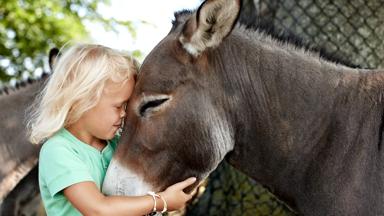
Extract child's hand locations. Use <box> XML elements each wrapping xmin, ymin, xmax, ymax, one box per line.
<box><xmin>158</xmin><ymin>177</ymin><xmax>197</xmax><ymax>211</ymax></box>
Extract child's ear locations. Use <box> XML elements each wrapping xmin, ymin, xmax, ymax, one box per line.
<box><xmin>48</xmin><ymin>48</ymin><xmax>60</xmax><ymax>71</ymax></box>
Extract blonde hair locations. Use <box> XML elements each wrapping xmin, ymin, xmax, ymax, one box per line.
<box><xmin>27</xmin><ymin>43</ymin><xmax>138</xmax><ymax>144</ymax></box>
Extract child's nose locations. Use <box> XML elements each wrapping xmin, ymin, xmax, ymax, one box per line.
<box><xmin>120</xmin><ymin>109</ymin><xmax>126</xmax><ymax>118</ymax></box>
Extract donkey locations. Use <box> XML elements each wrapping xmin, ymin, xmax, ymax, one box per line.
<box><xmin>103</xmin><ymin>0</ymin><xmax>384</xmax><ymax>215</ymax></box>
<box><xmin>0</xmin><ymin>49</ymin><xmax>59</xmax><ymax>214</ymax></box>
<box><xmin>0</xmin><ymin>78</ymin><xmax>42</xmax><ymax>214</ymax></box>
<box><xmin>0</xmin><ymin>81</ymin><xmax>41</xmax><ymax>201</ymax></box>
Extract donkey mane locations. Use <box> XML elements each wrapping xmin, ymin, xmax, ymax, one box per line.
<box><xmin>171</xmin><ymin>10</ymin><xmax>194</xmax><ymax>32</ymax></box>
<box><xmin>0</xmin><ymin>47</ymin><xmax>58</xmax><ymax>96</ymax></box>
<box><xmin>245</xmin><ymin>22</ymin><xmax>360</xmax><ymax>68</ymax></box>
<box><xmin>0</xmin><ymin>73</ymin><xmax>49</xmax><ymax>96</ymax></box>
<box><xmin>172</xmin><ymin>10</ymin><xmax>360</xmax><ymax>69</ymax></box>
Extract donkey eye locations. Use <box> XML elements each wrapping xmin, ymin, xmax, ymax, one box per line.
<box><xmin>139</xmin><ymin>96</ymin><xmax>170</xmax><ymax>117</ymax></box>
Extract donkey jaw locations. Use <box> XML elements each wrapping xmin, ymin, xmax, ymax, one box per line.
<box><xmin>102</xmin><ymin>158</ymin><xmax>152</xmax><ymax>196</ymax></box>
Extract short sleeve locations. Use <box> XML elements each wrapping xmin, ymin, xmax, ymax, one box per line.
<box><xmin>39</xmin><ymin>141</ymin><xmax>93</xmax><ymax>198</ymax></box>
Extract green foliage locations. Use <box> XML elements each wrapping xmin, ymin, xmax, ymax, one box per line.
<box><xmin>0</xmin><ymin>0</ymin><xmax>136</xmax><ymax>84</ymax></box>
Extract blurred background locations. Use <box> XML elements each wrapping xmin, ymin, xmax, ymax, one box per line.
<box><xmin>0</xmin><ymin>0</ymin><xmax>201</xmax><ymax>87</ymax></box>
<box><xmin>0</xmin><ymin>0</ymin><xmax>383</xmax><ymax>215</ymax></box>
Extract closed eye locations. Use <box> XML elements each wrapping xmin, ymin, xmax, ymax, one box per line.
<box><xmin>138</xmin><ymin>95</ymin><xmax>171</xmax><ymax>117</ymax></box>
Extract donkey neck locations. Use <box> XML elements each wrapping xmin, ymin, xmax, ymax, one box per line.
<box><xmin>0</xmin><ymin>79</ymin><xmax>43</xmax><ymax>200</ymax></box>
<box><xmin>0</xmin><ymin>79</ymin><xmax>43</xmax><ymax>161</ymax></box>
<box><xmin>215</xmin><ymin>29</ymin><xmax>384</xmax><ymax>208</ymax></box>
<box><xmin>0</xmin><ymin>79</ymin><xmax>44</xmax><ymax>150</ymax></box>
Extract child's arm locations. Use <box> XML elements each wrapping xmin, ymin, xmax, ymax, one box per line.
<box><xmin>63</xmin><ymin>177</ymin><xmax>196</xmax><ymax>216</ymax></box>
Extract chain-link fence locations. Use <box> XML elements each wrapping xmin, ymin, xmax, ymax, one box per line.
<box><xmin>242</xmin><ymin>0</ymin><xmax>384</xmax><ymax>69</ymax></box>
<box><xmin>186</xmin><ymin>162</ymin><xmax>295</xmax><ymax>216</ymax></box>
<box><xmin>185</xmin><ymin>0</ymin><xmax>384</xmax><ymax>215</ymax></box>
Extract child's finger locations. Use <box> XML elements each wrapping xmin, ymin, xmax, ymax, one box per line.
<box><xmin>173</xmin><ymin>177</ymin><xmax>197</xmax><ymax>189</ymax></box>
<box><xmin>189</xmin><ymin>187</ymin><xmax>200</xmax><ymax>197</ymax></box>
<box><xmin>189</xmin><ymin>187</ymin><xmax>198</xmax><ymax>196</ymax></box>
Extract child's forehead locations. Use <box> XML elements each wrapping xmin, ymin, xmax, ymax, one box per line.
<box><xmin>103</xmin><ymin>77</ymin><xmax>135</xmax><ymax>100</ymax></box>
<box><xmin>104</xmin><ymin>81</ymin><xmax>125</xmax><ymax>92</ymax></box>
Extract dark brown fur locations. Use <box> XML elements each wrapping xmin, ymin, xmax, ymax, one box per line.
<box><xmin>110</xmin><ymin>1</ymin><xmax>384</xmax><ymax>215</ymax></box>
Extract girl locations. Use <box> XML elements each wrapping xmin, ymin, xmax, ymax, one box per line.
<box><xmin>27</xmin><ymin>44</ymin><xmax>196</xmax><ymax>216</ymax></box>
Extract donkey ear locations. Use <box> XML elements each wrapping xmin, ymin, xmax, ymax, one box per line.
<box><xmin>48</xmin><ymin>48</ymin><xmax>60</xmax><ymax>71</ymax></box>
<box><xmin>179</xmin><ymin>0</ymin><xmax>241</xmax><ymax>57</ymax></box>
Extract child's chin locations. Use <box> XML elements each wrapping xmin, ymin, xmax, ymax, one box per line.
<box><xmin>106</xmin><ymin>133</ymin><xmax>115</xmax><ymax>140</ymax></box>
<box><xmin>107</xmin><ymin>128</ymin><xmax>119</xmax><ymax>139</ymax></box>
<box><xmin>101</xmin><ymin>132</ymin><xmax>114</xmax><ymax>140</ymax></box>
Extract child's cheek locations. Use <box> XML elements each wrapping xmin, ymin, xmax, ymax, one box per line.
<box><xmin>113</xmin><ymin>109</ymin><xmax>121</xmax><ymax>120</ymax></box>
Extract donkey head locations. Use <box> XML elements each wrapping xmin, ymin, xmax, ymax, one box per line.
<box><xmin>103</xmin><ymin>0</ymin><xmax>242</xmax><ymax>195</ymax></box>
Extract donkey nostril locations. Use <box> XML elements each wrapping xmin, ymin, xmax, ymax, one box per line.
<box><xmin>139</xmin><ymin>98</ymin><xmax>169</xmax><ymax>117</ymax></box>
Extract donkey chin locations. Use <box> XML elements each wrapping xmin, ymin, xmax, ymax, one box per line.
<box><xmin>102</xmin><ymin>158</ymin><xmax>153</xmax><ymax>196</ymax></box>
<box><xmin>102</xmin><ymin>133</ymin><xmax>233</xmax><ymax>197</ymax></box>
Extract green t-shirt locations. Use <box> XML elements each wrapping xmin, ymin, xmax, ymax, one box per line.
<box><xmin>38</xmin><ymin>128</ymin><xmax>120</xmax><ymax>216</ymax></box>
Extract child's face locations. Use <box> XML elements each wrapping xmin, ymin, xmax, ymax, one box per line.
<box><xmin>81</xmin><ymin>76</ymin><xmax>135</xmax><ymax>140</ymax></box>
